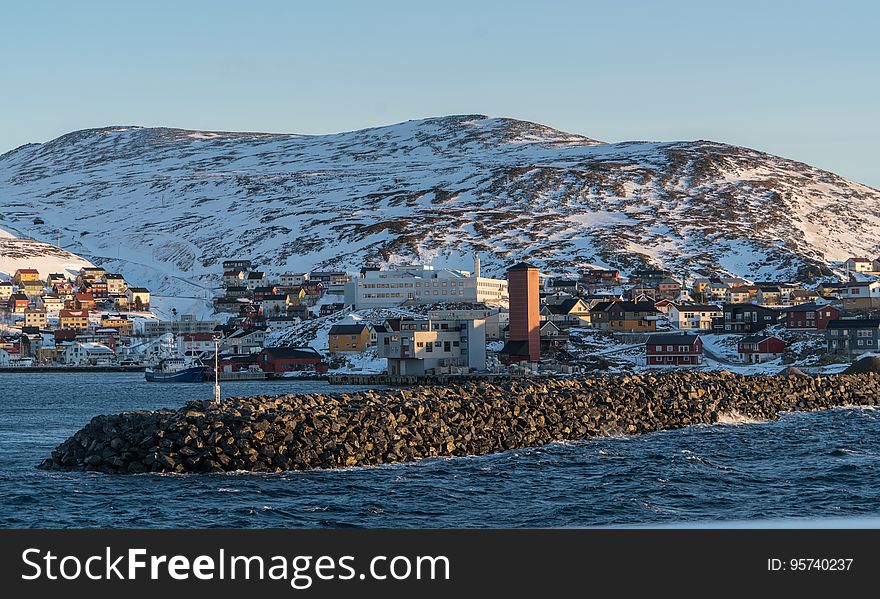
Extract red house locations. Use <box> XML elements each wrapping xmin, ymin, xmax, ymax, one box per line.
<box><xmin>646</xmin><ymin>333</ymin><xmax>703</xmax><ymax>366</ymax></box>
<box><xmin>785</xmin><ymin>302</ymin><xmax>840</xmax><ymax>330</ymax></box>
<box><xmin>7</xmin><ymin>293</ymin><xmax>29</xmax><ymax>314</ymax></box>
<box><xmin>737</xmin><ymin>334</ymin><xmax>785</xmax><ymax>363</ymax></box>
<box><xmin>258</xmin><ymin>347</ymin><xmax>326</xmax><ymax>373</ymax></box>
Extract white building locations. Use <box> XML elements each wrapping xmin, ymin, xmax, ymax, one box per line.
<box><xmin>667</xmin><ymin>304</ymin><xmax>723</xmax><ymax>330</ymax></box>
<box><xmin>144</xmin><ymin>315</ymin><xmax>219</xmax><ymax>337</ymax></box>
<box><xmin>844</xmin><ymin>257</ymin><xmax>874</xmax><ymax>273</ymax></box>
<box><xmin>376</xmin><ymin>316</ymin><xmax>487</xmax><ymax>375</ymax></box>
<box><xmin>64</xmin><ymin>342</ymin><xmax>117</xmax><ymax>366</ymax></box>
<box><xmin>344</xmin><ymin>256</ymin><xmax>508</xmax><ymax>310</ymax></box>
<box><xmin>280</xmin><ymin>272</ymin><xmax>309</xmax><ymax>286</ymax></box>
<box><xmin>245</xmin><ymin>271</ymin><xmax>268</xmax><ymax>290</ymax></box>
<box><xmin>177</xmin><ymin>333</ymin><xmax>216</xmax><ymax>356</ymax></box>
<box><xmin>220</xmin><ymin>327</ymin><xmax>269</xmax><ymax>354</ymax></box>
<box><xmin>104</xmin><ymin>274</ymin><xmax>127</xmax><ymax>295</ymax></box>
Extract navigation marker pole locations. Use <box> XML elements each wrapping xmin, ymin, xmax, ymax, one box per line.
<box><xmin>213</xmin><ymin>336</ymin><xmax>221</xmax><ymax>406</ymax></box>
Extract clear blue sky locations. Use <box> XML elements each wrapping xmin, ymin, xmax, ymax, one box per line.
<box><xmin>2</xmin><ymin>0</ymin><xmax>877</xmax><ymax>187</ymax></box>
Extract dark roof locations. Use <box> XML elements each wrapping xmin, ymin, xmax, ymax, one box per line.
<box><xmin>246</xmin><ymin>271</ymin><xmax>266</xmax><ymax>280</ymax></box>
<box><xmin>128</xmin><ymin>287</ymin><xmax>150</xmax><ymax>293</ymax></box>
<box><xmin>9</xmin><ymin>293</ymin><xmax>28</xmax><ymax>301</ymax></box>
<box><xmin>672</xmin><ymin>304</ymin><xmax>722</xmax><ymax>311</ymax></box>
<box><xmin>508</xmin><ymin>262</ymin><xmax>539</xmax><ymax>271</ymax></box>
<box><xmin>220</xmin><ymin>353</ymin><xmax>260</xmax><ymax>363</ymax></box>
<box><xmin>372</xmin><ymin>324</ymin><xmax>389</xmax><ymax>333</ymax></box>
<box><xmin>499</xmin><ymin>340</ymin><xmax>531</xmax><ymax>356</ymax></box>
<box><xmin>785</xmin><ymin>302</ymin><xmax>837</xmax><ymax>312</ymax></box>
<box><xmin>610</xmin><ymin>301</ymin><xmax>657</xmax><ymax>312</ymax></box>
<box><xmin>550</xmin><ymin>279</ymin><xmax>579</xmax><ymax>287</ymax></box>
<box><xmin>646</xmin><ymin>333</ymin><xmax>701</xmax><ymax>345</ymax></box>
<box><xmin>723</xmin><ymin>303</ymin><xmax>779</xmax><ymax>313</ymax></box>
<box><xmin>261</xmin><ymin>346</ymin><xmax>321</xmax><ymax>359</ymax></box>
<box><xmin>589</xmin><ymin>300</ymin><xmax>618</xmax><ymax>312</ymax></box>
<box><xmin>740</xmin><ymin>333</ymin><xmax>783</xmax><ymax>344</ymax></box>
<box><xmin>826</xmin><ymin>319</ymin><xmax>880</xmax><ymax>330</ymax></box>
<box><xmin>329</xmin><ymin>323</ymin><xmax>368</xmax><ymax>335</ymax></box>
<box><xmin>545</xmin><ymin>298</ymin><xmax>586</xmax><ymax>315</ymax></box>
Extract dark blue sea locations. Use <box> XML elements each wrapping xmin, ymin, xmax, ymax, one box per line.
<box><xmin>1</xmin><ymin>373</ymin><xmax>879</xmax><ymax>528</ymax></box>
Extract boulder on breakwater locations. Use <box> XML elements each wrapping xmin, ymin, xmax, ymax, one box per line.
<box><xmin>38</xmin><ymin>371</ymin><xmax>880</xmax><ymax>474</ymax></box>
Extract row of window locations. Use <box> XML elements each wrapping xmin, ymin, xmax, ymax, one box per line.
<box><xmin>653</xmin><ymin>345</ymin><xmax>695</xmax><ymax>352</ymax></box>
<box><xmin>828</xmin><ymin>329</ymin><xmax>877</xmax><ymax>336</ymax></box>
<box><xmin>361</xmin><ymin>281</ymin><xmax>468</xmax><ymax>288</ymax></box>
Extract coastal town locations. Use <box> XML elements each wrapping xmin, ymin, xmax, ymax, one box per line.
<box><xmin>1</xmin><ymin>253</ymin><xmax>879</xmax><ymax>378</ymax></box>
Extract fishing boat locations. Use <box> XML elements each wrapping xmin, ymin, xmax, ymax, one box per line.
<box><xmin>144</xmin><ymin>357</ymin><xmax>210</xmax><ymax>382</ymax></box>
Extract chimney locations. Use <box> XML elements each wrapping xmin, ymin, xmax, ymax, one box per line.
<box><xmin>473</xmin><ymin>252</ymin><xmax>481</xmax><ymax>279</ymax></box>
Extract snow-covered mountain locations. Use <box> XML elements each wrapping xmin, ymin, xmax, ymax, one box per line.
<box><xmin>1</xmin><ymin>115</ymin><xmax>878</xmax><ymax>296</ymax></box>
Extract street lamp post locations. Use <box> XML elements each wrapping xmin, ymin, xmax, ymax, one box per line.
<box><xmin>213</xmin><ymin>336</ymin><xmax>221</xmax><ymax>406</ymax></box>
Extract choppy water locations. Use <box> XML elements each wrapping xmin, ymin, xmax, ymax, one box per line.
<box><xmin>1</xmin><ymin>373</ymin><xmax>879</xmax><ymax>528</ymax></box>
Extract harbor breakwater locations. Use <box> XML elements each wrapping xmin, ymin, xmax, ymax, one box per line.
<box><xmin>38</xmin><ymin>371</ymin><xmax>880</xmax><ymax>474</ymax></box>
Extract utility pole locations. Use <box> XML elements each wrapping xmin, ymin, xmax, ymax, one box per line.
<box><xmin>213</xmin><ymin>335</ymin><xmax>221</xmax><ymax>406</ymax></box>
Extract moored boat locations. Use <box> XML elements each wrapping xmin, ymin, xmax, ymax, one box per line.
<box><xmin>145</xmin><ymin>358</ymin><xmax>210</xmax><ymax>382</ymax></box>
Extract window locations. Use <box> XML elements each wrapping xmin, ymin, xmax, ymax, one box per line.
<box><xmin>655</xmin><ymin>345</ymin><xmax>663</xmax><ymax>351</ymax></box>
<box><xmin>425</xmin><ymin>344</ymin><xmax>433</xmax><ymax>352</ymax></box>
<box><xmin>666</xmin><ymin>345</ymin><xmax>673</xmax><ymax>351</ymax></box>
<box><xmin>434</xmin><ymin>341</ymin><xmax>442</xmax><ymax>347</ymax></box>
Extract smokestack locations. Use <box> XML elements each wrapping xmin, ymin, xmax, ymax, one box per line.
<box><xmin>473</xmin><ymin>252</ymin><xmax>480</xmax><ymax>279</ymax></box>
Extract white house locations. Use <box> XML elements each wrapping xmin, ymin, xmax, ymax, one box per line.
<box><xmin>839</xmin><ymin>281</ymin><xmax>880</xmax><ymax>309</ymax></box>
<box><xmin>0</xmin><ymin>348</ymin><xmax>9</xmax><ymax>367</ymax></box>
<box><xmin>280</xmin><ymin>272</ymin><xmax>309</xmax><ymax>286</ymax></box>
<box><xmin>37</xmin><ymin>294</ymin><xmax>65</xmax><ymax>313</ymax></box>
<box><xmin>104</xmin><ymin>274</ymin><xmax>128</xmax><ymax>295</ymax></box>
<box><xmin>245</xmin><ymin>271</ymin><xmax>268</xmax><ymax>290</ymax></box>
<box><xmin>667</xmin><ymin>304</ymin><xmax>723</xmax><ymax>330</ymax></box>
<box><xmin>63</xmin><ymin>342</ymin><xmax>117</xmax><ymax>366</ymax></box>
<box><xmin>845</xmin><ymin>257</ymin><xmax>874</xmax><ymax>273</ymax></box>
<box><xmin>176</xmin><ymin>333</ymin><xmax>216</xmax><ymax>356</ymax></box>
<box><xmin>220</xmin><ymin>327</ymin><xmax>269</xmax><ymax>354</ymax></box>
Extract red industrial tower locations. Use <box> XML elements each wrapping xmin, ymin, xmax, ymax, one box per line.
<box><xmin>502</xmin><ymin>262</ymin><xmax>540</xmax><ymax>363</ymax></box>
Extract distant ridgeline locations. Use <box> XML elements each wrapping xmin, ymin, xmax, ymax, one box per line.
<box><xmin>39</xmin><ymin>370</ymin><xmax>880</xmax><ymax>474</ymax></box>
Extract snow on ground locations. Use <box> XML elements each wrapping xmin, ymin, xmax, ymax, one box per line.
<box><xmin>0</xmin><ymin>228</ymin><xmax>93</xmax><ymax>281</ymax></box>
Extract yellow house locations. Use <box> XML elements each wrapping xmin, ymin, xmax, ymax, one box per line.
<box><xmin>12</xmin><ymin>268</ymin><xmax>40</xmax><ymax>285</ymax></box>
<box><xmin>59</xmin><ymin>309</ymin><xmax>90</xmax><ymax>331</ymax></box>
<box><xmin>101</xmin><ymin>316</ymin><xmax>134</xmax><ymax>336</ymax></box>
<box><xmin>328</xmin><ymin>323</ymin><xmax>371</xmax><ymax>353</ymax></box>
<box><xmin>24</xmin><ymin>308</ymin><xmax>48</xmax><ymax>329</ymax></box>
<box><xmin>36</xmin><ymin>347</ymin><xmax>59</xmax><ymax>363</ymax></box>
